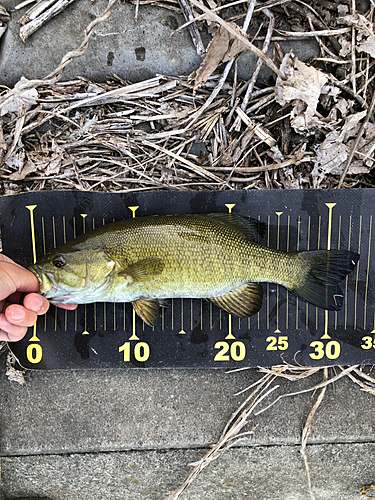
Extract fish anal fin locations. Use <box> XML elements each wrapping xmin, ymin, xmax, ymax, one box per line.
<box><xmin>209</xmin><ymin>283</ymin><xmax>263</xmax><ymax>317</ymax></box>
<box><xmin>132</xmin><ymin>298</ymin><xmax>166</xmax><ymax>326</ymax></box>
<box><xmin>119</xmin><ymin>257</ymin><xmax>164</xmax><ymax>282</ymax></box>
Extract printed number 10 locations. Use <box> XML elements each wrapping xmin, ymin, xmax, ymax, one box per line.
<box><xmin>119</xmin><ymin>342</ymin><xmax>150</xmax><ymax>362</ymax></box>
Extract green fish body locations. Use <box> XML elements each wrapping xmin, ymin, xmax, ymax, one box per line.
<box><xmin>30</xmin><ymin>214</ymin><xmax>359</xmax><ymax>325</ymax></box>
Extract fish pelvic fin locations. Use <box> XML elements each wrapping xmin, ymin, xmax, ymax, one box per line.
<box><xmin>292</xmin><ymin>250</ymin><xmax>359</xmax><ymax>310</ymax></box>
<box><xmin>132</xmin><ymin>298</ymin><xmax>167</xmax><ymax>326</ymax></box>
<box><xmin>209</xmin><ymin>283</ymin><xmax>263</xmax><ymax>317</ymax></box>
<box><xmin>119</xmin><ymin>257</ymin><xmax>164</xmax><ymax>282</ymax></box>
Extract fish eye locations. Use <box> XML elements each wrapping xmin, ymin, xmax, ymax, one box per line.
<box><xmin>52</xmin><ymin>256</ymin><xmax>66</xmax><ymax>268</ymax></box>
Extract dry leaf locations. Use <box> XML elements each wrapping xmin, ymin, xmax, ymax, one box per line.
<box><xmin>0</xmin><ymin>23</ymin><xmax>7</xmax><ymax>40</ymax></box>
<box><xmin>0</xmin><ymin>77</ymin><xmax>38</xmax><ymax>116</ymax></box>
<box><xmin>0</xmin><ymin>5</ymin><xmax>10</xmax><ymax>21</ymax></box>
<box><xmin>191</xmin><ymin>24</ymin><xmax>248</xmax><ymax>89</ymax></box>
<box><xmin>275</xmin><ymin>52</ymin><xmax>328</xmax><ymax>133</ymax></box>
<box><xmin>9</xmin><ymin>159</ymin><xmax>37</xmax><ymax>180</ymax></box>
<box><xmin>339</xmin><ymin>13</ymin><xmax>375</xmax><ymax>57</ymax></box>
<box><xmin>6</xmin><ymin>353</ymin><xmax>26</xmax><ymax>386</ymax></box>
<box><xmin>312</xmin><ymin>111</ymin><xmax>369</xmax><ymax>186</ymax></box>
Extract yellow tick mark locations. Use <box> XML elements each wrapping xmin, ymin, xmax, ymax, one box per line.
<box><xmin>129</xmin><ymin>206</ymin><xmax>139</xmax><ymax>218</ymax></box>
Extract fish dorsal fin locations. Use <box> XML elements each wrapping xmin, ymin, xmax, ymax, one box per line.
<box><xmin>201</xmin><ymin>213</ymin><xmax>265</xmax><ymax>242</ymax></box>
<box><xmin>209</xmin><ymin>283</ymin><xmax>263</xmax><ymax>317</ymax></box>
<box><xmin>132</xmin><ymin>298</ymin><xmax>166</xmax><ymax>326</ymax></box>
<box><xmin>119</xmin><ymin>257</ymin><xmax>164</xmax><ymax>282</ymax></box>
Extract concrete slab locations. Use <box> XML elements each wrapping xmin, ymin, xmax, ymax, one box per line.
<box><xmin>2</xmin><ymin>443</ymin><xmax>375</xmax><ymax>500</ymax></box>
<box><xmin>1</xmin><ymin>356</ymin><xmax>375</xmax><ymax>456</ymax></box>
<box><xmin>0</xmin><ymin>0</ymin><xmax>319</xmax><ymax>86</ymax></box>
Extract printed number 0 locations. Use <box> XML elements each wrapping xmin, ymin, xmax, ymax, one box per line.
<box><xmin>214</xmin><ymin>341</ymin><xmax>246</xmax><ymax>361</ymax></box>
<box><xmin>26</xmin><ymin>344</ymin><xmax>43</xmax><ymax>364</ymax></box>
<box><xmin>309</xmin><ymin>341</ymin><xmax>341</xmax><ymax>360</ymax></box>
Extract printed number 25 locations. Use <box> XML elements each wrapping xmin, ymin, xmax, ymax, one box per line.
<box><xmin>266</xmin><ymin>336</ymin><xmax>288</xmax><ymax>351</ymax></box>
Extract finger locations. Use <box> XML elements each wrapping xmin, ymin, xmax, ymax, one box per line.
<box><xmin>0</xmin><ymin>254</ymin><xmax>26</xmax><ymax>269</ymax></box>
<box><xmin>23</xmin><ymin>293</ymin><xmax>50</xmax><ymax>315</ymax></box>
<box><xmin>55</xmin><ymin>304</ymin><xmax>78</xmax><ymax>311</ymax></box>
<box><xmin>0</xmin><ymin>314</ymin><xmax>28</xmax><ymax>342</ymax></box>
<box><xmin>0</xmin><ymin>263</ymin><xmax>40</xmax><ymax>298</ymax></box>
<box><xmin>4</xmin><ymin>304</ymin><xmax>39</xmax><ymax>328</ymax></box>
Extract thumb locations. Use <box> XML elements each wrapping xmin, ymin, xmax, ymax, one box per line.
<box><xmin>0</xmin><ymin>261</ymin><xmax>40</xmax><ymax>299</ymax></box>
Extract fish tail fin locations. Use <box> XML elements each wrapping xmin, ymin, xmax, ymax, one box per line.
<box><xmin>292</xmin><ymin>250</ymin><xmax>359</xmax><ymax>310</ymax></box>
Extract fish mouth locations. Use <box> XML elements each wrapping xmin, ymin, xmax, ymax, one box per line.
<box><xmin>29</xmin><ymin>264</ymin><xmax>42</xmax><ymax>285</ymax></box>
<box><xmin>28</xmin><ymin>264</ymin><xmax>57</xmax><ymax>295</ymax></box>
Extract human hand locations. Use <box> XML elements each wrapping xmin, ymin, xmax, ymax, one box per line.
<box><xmin>0</xmin><ymin>254</ymin><xmax>77</xmax><ymax>342</ymax></box>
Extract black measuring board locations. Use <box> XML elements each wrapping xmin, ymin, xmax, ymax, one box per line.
<box><xmin>0</xmin><ymin>189</ymin><xmax>373</xmax><ymax>370</ymax></box>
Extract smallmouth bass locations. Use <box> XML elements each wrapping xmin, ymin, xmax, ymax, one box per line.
<box><xmin>29</xmin><ymin>213</ymin><xmax>359</xmax><ymax>326</ymax></box>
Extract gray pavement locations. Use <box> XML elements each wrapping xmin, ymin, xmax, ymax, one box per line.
<box><xmin>0</xmin><ymin>0</ymin><xmax>318</xmax><ymax>86</ymax></box>
<box><xmin>1</xmin><ymin>356</ymin><xmax>375</xmax><ymax>499</ymax></box>
<box><xmin>1</xmin><ymin>2</ymin><xmax>375</xmax><ymax>499</ymax></box>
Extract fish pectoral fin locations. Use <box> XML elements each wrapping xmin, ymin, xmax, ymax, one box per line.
<box><xmin>119</xmin><ymin>257</ymin><xmax>165</xmax><ymax>282</ymax></box>
<box><xmin>209</xmin><ymin>283</ymin><xmax>263</xmax><ymax>317</ymax></box>
<box><xmin>132</xmin><ymin>298</ymin><xmax>165</xmax><ymax>326</ymax></box>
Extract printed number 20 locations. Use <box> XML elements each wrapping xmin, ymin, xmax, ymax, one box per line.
<box><xmin>214</xmin><ymin>341</ymin><xmax>246</xmax><ymax>361</ymax></box>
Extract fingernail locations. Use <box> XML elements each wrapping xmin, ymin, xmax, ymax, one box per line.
<box><xmin>11</xmin><ymin>307</ymin><xmax>26</xmax><ymax>321</ymax></box>
<box><xmin>30</xmin><ymin>296</ymin><xmax>43</xmax><ymax>311</ymax></box>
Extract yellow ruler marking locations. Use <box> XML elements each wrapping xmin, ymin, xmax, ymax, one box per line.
<box><xmin>306</xmin><ymin>216</ymin><xmax>311</xmax><ymax>330</ymax></box>
<box><xmin>258</xmin><ymin>215</ymin><xmax>261</xmax><ymax>330</ymax></box>
<box><xmin>26</xmin><ymin>205</ymin><xmax>40</xmax><ymax>342</ymax></box>
<box><xmin>201</xmin><ymin>300</ymin><xmax>203</xmax><ymax>330</ymax></box>
<box><xmin>364</xmin><ymin>215</ymin><xmax>372</xmax><ymax>330</ymax></box>
<box><xmin>129</xmin><ymin>206</ymin><xmax>139</xmax><ymax>218</ymax></box>
<box><xmin>345</xmin><ymin>216</ymin><xmax>352</xmax><ymax>330</ymax></box>
<box><xmin>41</xmin><ymin>217</ymin><xmax>46</xmax><ymax>255</ymax></box>
<box><xmin>81</xmin><ymin>214</ymin><xmax>87</xmax><ymax>234</ymax></box>
<box><xmin>267</xmin><ymin>215</ymin><xmax>270</xmax><ymax>330</ymax></box>
<box><xmin>129</xmin><ymin>309</ymin><xmax>139</xmax><ymax>340</ymax></box>
<box><xmin>80</xmin><ymin>214</ymin><xmax>88</xmax><ymax>335</ymax></box>
<box><xmin>335</xmin><ymin>215</ymin><xmax>342</xmax><ymax>330</ymax></box>
<box><xmin>128</xmin><ymin>206</ymin><xmax>140</xmax><ymax>340</ymax></box>
<box><xmin>296</xmin><ymin>216</ymin><xmax>301</xmax><ymax>330</ymax></box>
<box><xmin>171</xmin><ymin>298</ymin><xmax>174</xmax><ymax>330</ymax></box>
<box><xmin>191</xmin><ymin>299</ymin><xmax>193</xmax><ymax>331</ymax></box>
<box><xmin>123</xmin><ymin>303</ymin><xmax>126</xmax><ymax>331</ymax></box>
<box><xmin>354</xmin><ymin>215</ymin><xmax>362</xmax><ymax>330</ymax></box>
<box><xmin>275</xmin><ymin>212</ymin><xmax>282</xmax><ymax>333</ymax></box>
<box><xmin>179</xmin><ymin>299</ymin><xmax>186</xmax><ymax>335</ymax></box>
<box><xmin>52</xmin><ymin>216</ymin><xmax>56</xmax><ymax>249</ymax></box>
<box><xmin>286</xmin><ymin>215</ymin><xmax>290</xmax><ymax>330</ymax></box>
<box><xmin>322</xmin><ymin>203</ymin><xmax>336</xmax><ymax>340</ymax></box>
<box><xmin>225</xmin><ymin>314</ymin><xmax>235</xmax><ymax>340</ymax></box>
<box><xmin>225</xmin><ymin>204</ymin><xmax>236</xmax><ymax>213</ymax></box>
<box><xmin>210</xmin><ymin>301</ymin><xmax>213</xmax><ymax>330</ymax></box>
